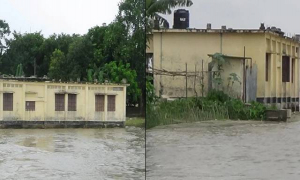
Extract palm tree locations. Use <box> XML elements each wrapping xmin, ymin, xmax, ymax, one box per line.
<box><xmin>146</xmin><ymin>0</ymin><xmax>193</xmax><ymax>31</ymax></box>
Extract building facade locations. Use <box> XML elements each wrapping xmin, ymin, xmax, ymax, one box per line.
<box><xmin>147</xmin><ymin>27</ymin><xmax>300</xmax><ymax>108</ymax></box>
<box><xmin>0</xmin><ymin>79</ymin><xmax>127</xmax><ymax>124</ymax></box>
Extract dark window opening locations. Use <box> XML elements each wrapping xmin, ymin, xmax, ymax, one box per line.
<box><xmin>68</xmin><ymin>94</ymin><xmax>77</xmax><ymax>111</ymax></box>
<box><xmin>108</xmin><ymin>95</ymin><xmax>116</xmax><ymax>112</ymax></box>
<box><xmin>282</xmin><ymin>56</ymin><xmax>290</xmax><ymax>82</ymax></box>
<box><xmin>25</xmin><ymin>101</ymin><xmax>35</xmax><ymax>111</ymax></box>
<box><xmin>95</xmin><ymin>95</ymin><xmax>104</xmax><ymax>112</ymax></box>
<box><xmin>292</xmin><ymin>58</ymin><xmax>295</xmax><ymax>83</ymax></box>
<box><xmin>3</xmin><ymin>93</ymin><xmax>13</xmax><ymax>111</ymax></box>
<box><xmin>55</xmin><ymin>94</ymin><xmax>65</xmax><ymax>111</ymax></box>
<box><xmin>266</xmin><ymin>53</ymin><xmax>271</xmax><ymax>81</ymax></box>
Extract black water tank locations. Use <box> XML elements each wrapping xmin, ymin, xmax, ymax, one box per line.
<box><xmin>173</xmin><ymin>9</ymin><xmax>189</xmax><ymax>29</ymax></box>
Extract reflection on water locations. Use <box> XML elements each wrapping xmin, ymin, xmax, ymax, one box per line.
<box><xmin>0</xmin><ymin>127</ymin><xmax>145</xmax><ymax>180</ymax></box>
<box><xmin>147</xmin><ymin>118</ymin><xmax>300</xmax><ymax>180</ymax></box>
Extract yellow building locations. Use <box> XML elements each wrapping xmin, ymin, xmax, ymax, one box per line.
<box><xmin>147</xmin><ymin>25</ymin><xmax>300</xmax><ymax>109</ymax></box>
<box><xmin>0</xmin><ymin>78</ymin><xmax>127</xmax><ymax>127</ymax></box>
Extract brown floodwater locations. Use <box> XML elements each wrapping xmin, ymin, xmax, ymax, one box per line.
<box><xmin>146</xmin><ymin>117</ymin><xmax>300</xmax><ymax>180</ymax></box>
<box><xmin>0</xmin><ymin>127</ymin><xmax>145</xmax><ymax>180</ymax></box>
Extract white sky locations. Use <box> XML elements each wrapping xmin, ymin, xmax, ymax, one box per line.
<box><xmin>0</xmin><ymin>0</ymin><xmax>121</xmax><ymax>37</ymax></box>
<box><xmin>162</xmin><ymin>0</ymin><xmax>300</xmax><ymax>36</ymax></box>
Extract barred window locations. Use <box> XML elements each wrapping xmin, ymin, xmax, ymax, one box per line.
<box><xmin>95</xmin><ymin>95</ymin><xmax>104</xmax><ymax>112</ymax></box>
<box><xmin>108</xmin><ymin>95</ymin><xmax>116</xmax><ymax>112</ymax></box>
<box><xmin>68</xmin><ymin>94</ymin><xmax>77</xmax><ymax>111</ymax></box>
<box><xmin>55</xmin><ymin>94</ymin><xmax>65</xmax><ymax>111</ymax></box>
<box><xmin>3</xmin><ymin>93</ymin><xmax>13</xmax><ymax>111</ymax></box>
<box><xmin>25</xmin><ymin>101</ymin><xmax>35</xmax><ymax>111</ymax></box>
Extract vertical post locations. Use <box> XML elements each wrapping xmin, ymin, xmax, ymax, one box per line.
<box><xmin>0</xmin><ymin>80</ymin><xmax>3</xmax><ymax>120</ymax></box>
<box><xmin>243</xmin><ymin>46</ymin><xmax>246</xmax><ymax>103</ymax></box>
<box><xmin>34</xmin><ymin>58</ymin><xmax>36</xmax><ymax>76</ymax></box>
<box><xmin>202</xmin><ymin>59</ymin><xmax>204</xmax><ymax>97</ymax></box>
<box><xmin>194</xmin><ymin>64</ymin><xmax>197</xmax><ymax>97</ymax></box>
<box><xmin>186</xmin><ymin>63</ymin><xmax>188</xmax><ymax>99</ymax></box>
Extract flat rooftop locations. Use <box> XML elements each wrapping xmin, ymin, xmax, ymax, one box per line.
<box><xmin>152</xmin><ymin>28</ymin><xmax>300</xmax><ymax>43</ymax></box>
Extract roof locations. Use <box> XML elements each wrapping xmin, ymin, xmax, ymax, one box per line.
<box><xmin>0</xmin><ymin>77</ymin><xmax>129</xmax><ymax>86</ymax></box>
<box><xmin>152</xmin><ymin>28</ymin><xmax>300</xmax><ymax>43</ymax></box>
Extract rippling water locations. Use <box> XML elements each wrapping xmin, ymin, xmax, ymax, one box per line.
<box><xmin>147</xmin><ymin>117</ymin><xmax>300</xmax><ymax>180</ymax></box>
<box><xmin>0</xmin><ymin>127</ymin><xmax>145</xmax><ymax>180</ymax></box>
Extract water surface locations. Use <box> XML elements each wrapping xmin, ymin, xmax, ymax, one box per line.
<box><xmin>147</xmin><ymin>117</ymin><xmax>300</xmax><ymax>180</ymax></box>
<box><xmin>0</xmin><ymin>127</ymin><xmax>145</xmax><ymax>180</ymax></box>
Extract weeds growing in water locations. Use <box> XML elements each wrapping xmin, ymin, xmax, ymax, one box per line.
<box><xmin>146</xmin><ymin>90</ymin><xmax>270</xmax><ymax>129</ymax></box>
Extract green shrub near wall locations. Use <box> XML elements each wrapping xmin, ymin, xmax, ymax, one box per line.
<box><xmin>146</xmin><ymin>90</ymin><xmax>269</xmax><ymax>129</ymax></box>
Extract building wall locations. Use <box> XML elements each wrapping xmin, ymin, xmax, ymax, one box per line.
<box><xmin>148</xmin><ymin>30</ymin><xmax>300</xmax><ymax>107</ymax></box>
<box><xmin>0</xmin><ymin>80</ymin><xmax>127</xmax><ymax>121</ymax></box>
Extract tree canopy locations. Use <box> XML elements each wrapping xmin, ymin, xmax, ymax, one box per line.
<box><xmin>0</xmin><ymin>0</ymin><xmax>145</xmax><ymax>107</ymax></box>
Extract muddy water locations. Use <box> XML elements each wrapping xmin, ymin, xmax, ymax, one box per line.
<box><xmin>0</xmin><ymin>127</ymin><xmax>145</xmax><ymax>180</ymax></box>
<box><xmin>147</xmin><ymin>118</ymin><xmax>300</xmax><ymax>180</ymax></box>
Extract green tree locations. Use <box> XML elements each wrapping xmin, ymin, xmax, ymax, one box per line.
<box><xmin>67</xmin><ymin>36</ymin><xmax>94</xmax><ymax>81</ymax></box>
<box><xmin>1</xmin><ymin>32</ymin><xmax>44</xmax><ymax>76</ymax></box>
<box><xmin>117</xmin><ymin>0</ymin><xmax>146</xmax><ymax>109</ymax></box>
<box><xmin>0</xmin><ymin>19</ymin><xmax>10</xmax><ymax>73</ymax></box>
<box><xmin>39</xmin><ymin>33</ymin><xmax>78</xmax><ymax>77</ymax></box>
<box><xmin>102</xmin><ymin>61</ymin><xmax>141</xmax><ymax>105</ymax></box>
<box><xmin>48</xmin><ymin>49</ymin><xmax>68</xmax><ymax>81</ymax></box>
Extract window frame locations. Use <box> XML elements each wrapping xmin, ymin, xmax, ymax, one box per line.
<box><xmin>107</xmin><ymin>95</ymin><xmax>116</xmax><ymax>112</ymax></box>
<box><xmin>55</xmin><ymin>94</ymin><xmax>65</xmax><ymax>111</ymax></box>
<box><xmin>282</xmin><ymin>56</ymin><xmax>290</xmax><ymax>82</ymax></box>
<box><xmin>95</xmin><ymin>95</ymin><xmax>105</xmax><ymax>112</ymax></box>
<box><xmin>3</xmin><ymin>93</ymin><xmax>13</xmax><ymax>111</ymax></box>
<box><xmin>25</xmin><ymin>101</ymin><xmax>35</xmax><ymax>111</ymax></box>
<box><xmin>68</xmin><ymin>94</ymin><xmax>77</xmax><ymax>111</ymax></box>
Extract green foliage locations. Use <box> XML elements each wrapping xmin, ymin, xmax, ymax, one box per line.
<box><xmin>147</xmin><ymin>90</ymin><xmax>268</xmax><ymax>128</ymax></box>
<box><xmin>1</xmin><ymin>32</ymin><xmax>44</xmax><ymax>76</ymax></box>
<box><xmin>249</xmin><ymin>101</ymin><xmax>266</xmax><ymax>119</ymax></box>
<box><xmin>87</xmin><ymin>61</ymin><xmax>141</xmax><ymax>105</ymax></box>
<box><xmin>48</xmin><ymin>49</ymin><xmax>68</xmax><ymax>81</ymax></box>
<box><xmin>15</xmin><ymin>63</ymin><xmax>24</xmax><ymax>77</ymax></box>
<box><xmin>146</xmin><ymin>76</ymin><xmax>157</xmax><ymax>105</ymax></box>
<box><xmin>228</xmin><ymin>73</ymin><xmax>241</xmax><ymax>86</ymax></box>
<box><xmin>1</xmin><ymin>0</ymin><xmax>146</xmax><ymax>108</ymax></box>
<box><xmin>206</xmin><ymin>89</ymin><xmax>230</xmax><ymax>103</ymax></box>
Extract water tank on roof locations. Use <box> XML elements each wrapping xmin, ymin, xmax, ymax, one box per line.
<box><xmin>173</xmin><ymin>9</ymin><xmax>189</xmax><ymax>29</ymax></box>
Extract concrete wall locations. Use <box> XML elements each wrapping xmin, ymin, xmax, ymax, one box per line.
<box><xmin>0</xmin><ymin>80</ymin><xmax>127</xmax><ymax>121</ymax></box>
<box><xmin>147</xmin><ymin>29</ymin><xmax>300</xmax><ymax>107</ymax></box>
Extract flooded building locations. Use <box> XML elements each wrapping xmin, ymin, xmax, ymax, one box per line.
<box><xmin>0</xmin><ymin>78</ymin><xmax>127</xmax><ymax>127</ymax></box>
<box><xmin>147</xmin><ymin>11</ymin><xmax>300</xmax><ymax>109</ymax></box>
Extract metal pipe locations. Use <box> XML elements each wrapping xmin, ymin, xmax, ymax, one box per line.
<box><xmin>186</xmin><ymin>63</ymin><xmax>188</xmax><ymax>99</ymax></box>
<box><xmin>243</xmin><ymin>46</ymin><xmax>246</xmax><ymax>102</ymax></box>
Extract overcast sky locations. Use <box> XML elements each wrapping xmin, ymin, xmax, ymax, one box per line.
<box><xmin>162</xmin><ymin>0</ymin><xmax>300</xmax><ymax>36</ymax></box>
<box><xmin>0</xmin><ymin>0</ymin><xmax>120</xmax><ymax>37</ymax></box>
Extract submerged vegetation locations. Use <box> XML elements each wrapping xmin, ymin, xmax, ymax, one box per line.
<box><xmin>146</xmin><ymin>88</ymin><xmax>269</xmax><ymax>129</ymax></box>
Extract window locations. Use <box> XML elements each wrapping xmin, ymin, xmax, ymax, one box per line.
<box><xmin>108</xmin><ymin>95</ymin><xmax>116</xmax><ymax>112</ymax></box>
<box><xmin>3</xmin><ymin>93</ymin><xmax>13</xmax><ymax>111</ymax></box>
<box><xmin>55</xmin><ymin>94</ymin><xmax>65</xmax><ymax>111</ymax></box>
<box><xmin>292</xmin><ymin>58</ymin><xmax>295</xmax><ymax>83</ymax></box>
<box><xmin>265</xmin><ymin>53</ymin><xmax>271</xmax><ymax>81</ymax></box>
<box><xmin>95</xmin><ymin>95</ymin><xmax>104</xmax><ymax>112</ymax></box>
<box><xmin>68</xmin><ymin>94</ymin><xmax>76</xmax><ymax>111</ymax></box>
<box><xmin>282</xmin><ymin>56</ymin><xmax>290</xmax><ymax>82</ymax></box>
<box><xmin>25</xmin><ymin>101</ymin><xmax>35</xmax><ymax>111</ymax></box>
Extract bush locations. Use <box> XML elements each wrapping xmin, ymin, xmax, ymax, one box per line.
<box><xmin>146</xmin><ymin>90</ymin><xmax>268</xmax><ymax>129</ymax></box>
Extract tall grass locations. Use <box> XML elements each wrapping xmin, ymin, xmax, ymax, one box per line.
<box><xmin>146</xmin><ymin>98</ymin><xmax>229</xmax><ymax>129</ymax></box>
<box><xmin>146</xmin><ymin>90</ymin><xmax>267</xmax><ymax>129</ymax></box>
